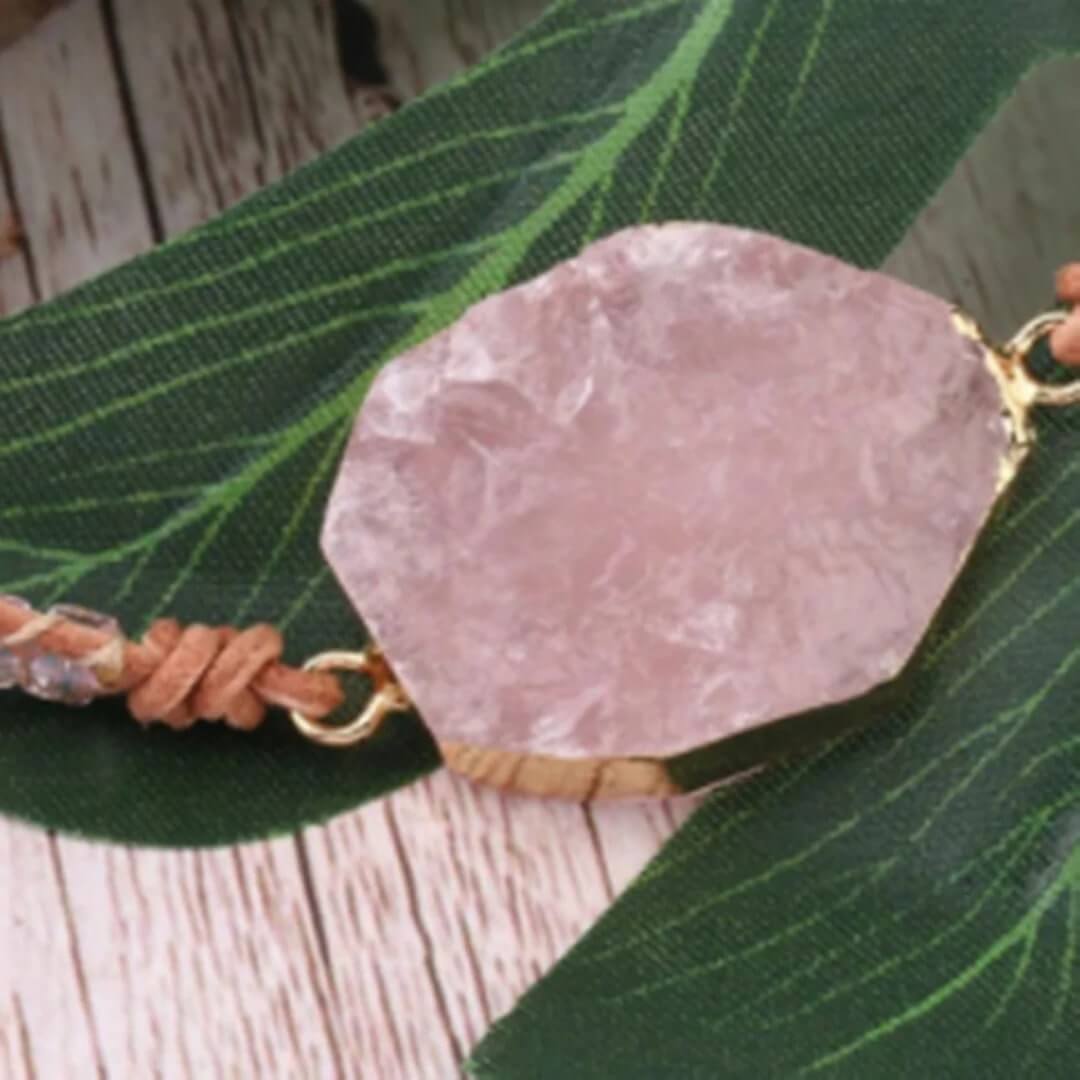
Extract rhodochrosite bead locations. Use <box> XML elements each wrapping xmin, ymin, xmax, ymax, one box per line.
<box><xmin>323</xmin><ymin>223</ymin><xmax>1007</xmax><ymax>788</ymax></box>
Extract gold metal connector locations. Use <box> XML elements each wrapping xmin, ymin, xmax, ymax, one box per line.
<box><xmin>953</xmin><ymin>308</ymin><xmax>1076</xmax><ymax>491</ymax></box>
<box><xmin>290</xmin><ymin>647</ymin><xmax>410</xmax><ymax>747</ymax></box>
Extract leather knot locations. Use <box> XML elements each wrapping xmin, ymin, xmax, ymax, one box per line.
<box><xmin>128</xmin><ymin>620</ymin><xmax>285</xmax><ymax>731</ymax></box>
<box><xmin>0</xmin><ymin>596</ymin><xmax>352</xmax><ymax>732</ymax></box>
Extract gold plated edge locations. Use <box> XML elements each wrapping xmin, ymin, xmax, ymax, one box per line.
<box><xmin>439</xmin><ymin>741</ymin><xmax>682</xmax><ymax>799</ymax></box>
<box><xmin>951</xmin><ymin>308</ymin><xmax>1073</xmax><ymax>493</ymax></box>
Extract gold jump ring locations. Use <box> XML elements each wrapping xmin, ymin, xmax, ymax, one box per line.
<box><xmin>289</xmin><ymin>648</ymin><xmax>409</xmax><ymax>747</ymax></box>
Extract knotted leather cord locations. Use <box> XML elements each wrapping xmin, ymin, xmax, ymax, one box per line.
<box><xmin>0</xmin><ymin>597</ymin><xmax>344</xmax><ymax>730</ymax></box>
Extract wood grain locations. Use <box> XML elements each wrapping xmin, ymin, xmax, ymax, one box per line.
<box><xmin>0</xmin><ymin>137</ymin><xmax>34</xmax><ymax>315</ymax></box>
<box><xmin>0</xmin><ymin>0</ymin><xmax>152</xmax><ymax>298</ymax></box>
<box><xmin>227</xmin><ymin>0</ymin><xmax>359</xmax><ymax>178</ymax></box>
<box><xmin>304</xmin><ymin>772</ymin><xmax>652</xmax><ymax>1077</ymax></box>
<box><xmin>112</xmin><ymin>0</ymin><xmax>265</xmax><ymax>232</ymax></box>
<box><xmin>2</xmin><ymin>827</ymin><xmax>106</xmax><ymax>1078</ymax></box>
<box><xmin>0</xmin><ymin>0</ymin><xmax>67</xmax><ymax>49</ymax></box>
<box><xmin>49</xmin><ymin>837</ymin><xmax>348</xmax><ymax>1076</ymax></box>
<box><xmin>1</xmin><ymin>2</ymin><xmax>687</xmax><ymax>1076</ymax></box>
<box><xmin>366</xmin><ymin>0</ymin><xmax>549</xmax><ymax>98</ymax></box>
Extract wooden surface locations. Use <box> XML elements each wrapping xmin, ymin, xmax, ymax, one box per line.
<box><xmin>0</xmin><ymin>3</ymin><xmax>695</xmax><ymax>1077</ymax></box>
<box><xmin>0</xmin><ymin>0</ymin><xmax>67</xmax><ymax>48</ymax></box>
<box><xmin>366</xmin><ymin>0</ymin><xmax>549</xmax><ymax>98</ymax></box>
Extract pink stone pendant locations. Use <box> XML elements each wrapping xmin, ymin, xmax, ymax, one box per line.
<box><xmin>321</xmin><ymin>223</ymin><xmax>1063</xmax><ymax>799</ymax></box>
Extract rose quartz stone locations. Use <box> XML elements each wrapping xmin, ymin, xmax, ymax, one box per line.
<box><xmin>323</xmin><ymin>224</ymin><xmax>1007</xmax><ymax>760</ymax></box>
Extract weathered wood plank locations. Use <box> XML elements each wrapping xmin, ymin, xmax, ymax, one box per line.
<box><xmin>113</xmin><ymin>0</ymin><xmax>265</xmax><ymax>233</ymax></box>
<box><xmin>588</xmin><ymin>797</ymin><xmax>699</xmax><ymax>895</ymax></box>
<box><xmin>0</xmin><ymin>142</ymin><xmax>34</xmax><ymax>315</ymax></box>
<box><xmin>367</xmin><ymin>0</ymin><xmax>550</xmax><ymax>98</ymax></box>
<box><xmin>304</xmin><ymin>773</ymin><xmax>683</xmax><ymax>1074</ymax></box>
<box><xmin>0</xmin><ymin>0</ymin><xmax>153</xmax><ymax>297</ymax></box>
<box><xmin>227</xmin><ymin>0</ymin><xmax>359</xmax><ymax>177</ymax></box>
<box><xmin>56</xmin><ymin>838</ymin><xmax>346</xmax><ymax>1076</ymax></box>
<box><xmin>0</xmin><ymin>0</ymin><xmax>67</xmax><ymax>49</ymax></box>
<box><xmin>2</xmin><ymin>824</ymin><xmax>106</xmax><ymax>1080</ymax></box>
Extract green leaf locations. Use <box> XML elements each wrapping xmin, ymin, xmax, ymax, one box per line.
<box><xmin>464</xmin><ymin>10</ymin><xmax>1080</xmax><ymax>1075</ymax></box>
<box><xmin>0</xmin><ymin>0</ymin><xmax>1076</xmax><ymax>857</ymax></box>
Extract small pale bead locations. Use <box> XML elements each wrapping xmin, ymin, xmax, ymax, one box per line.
<box><xmin>25</xmin><ymin>653</ymin><xmax>100</xmax><ymax>707</ymax></box>
<box><xmin>0</xmin><ymin>597</ymin><xmax>112</xmax><ymax>705</ymax></box>
<box><xmin>0</xmin><ymin>596</ymin><xmax>31</xmax><ymax>691</ymax></box>
<box><xmin>0</xmin><ymin>648</ymin><xmax>24</xmax><ymax>690</ymax></box>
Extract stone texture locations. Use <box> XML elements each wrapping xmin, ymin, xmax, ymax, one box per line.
<box><xmin>323</xmin><ymin>223</ymin><xmax>1008</xmax><ymax>760</ymax></box>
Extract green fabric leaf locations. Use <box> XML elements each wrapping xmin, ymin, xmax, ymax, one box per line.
<box><xmin>0</xmin><ymin>0</ymin><xmax>1076</xmax><ymax>861</ymax></box>
<box><xmin>463</xmin><ymin>9</ymin><xmax>1080</xmax><ymax>1076</ymax></box>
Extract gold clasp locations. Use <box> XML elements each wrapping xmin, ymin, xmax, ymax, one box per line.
<box><xmin>289</xmin><ymin>647</ymin><xmax>410</xmax><ymax>747</ymax></box>
<box><xmin>999</xmin><ymin>310</ymin><xmax>1080</xmax><ymax>407</ymax></box>
<box><xmin>953</xmin><ymin>307</ymin><xmax>1080</xmax><ymax>490</ymax></box>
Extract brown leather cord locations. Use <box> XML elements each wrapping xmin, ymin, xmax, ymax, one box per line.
<box><xmin>1051</xmin><ymin>262</ymin><xmax>1080</xmax><ymax>366</ymax></box>
<box><xmin>0</xmin><ymin>597</ymin><xmax>344</xmax><ymax>730</ymax></box>
<box><xmin>1055</xmin><ymin>264</ymin><xmax>1080</xmax><ymax>305</ymax></box>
